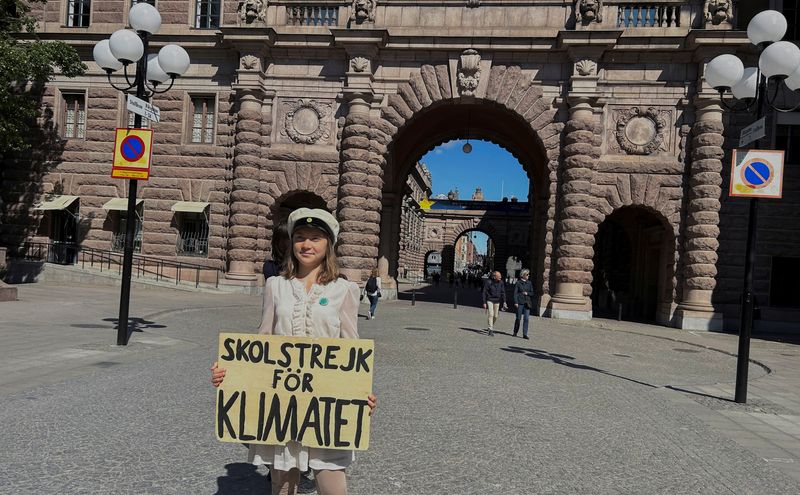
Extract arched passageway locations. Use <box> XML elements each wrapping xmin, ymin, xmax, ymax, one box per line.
<box><xmin>591</xmin><ymin>207</ymin><xmax>674</xmax><ymax>323</ymax></box>
<box><xmin>378</xmin><ymin>98</ymin><xmax>554</xmax><ymax>300</ymax></box>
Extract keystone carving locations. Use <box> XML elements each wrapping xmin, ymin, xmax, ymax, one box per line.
<box><xmin>282</xmin><ymin>99</ymin><xmax>331</xmax><ymax>144</ymax></box>
<box><xmin>614</xmin><ymin>107</ymin><xmax>668</xmax><ymax>155</ymax></box>
<box><xmin>350</xmin><ymin>0</ymin><xmax>376</xmax><ymax>24</ymax></box>
<box><xmin>237</xmin><ymin>0</ymin><xmax>267</xmax><ymax>24</ymax></box>
<box><xmin>575</xmin><ymin>0</ymin><xmax>602</xmax><ymax>24</ymax></box>
<box><xmin>575</xmin><ymin>59</ymin><xmax>597</xmax><ymax>76</ymax></box>
<box><xmin>457</xmin><ymin>49</ymin><xmax>481</xmax><ymax>96</ymax></box>
<box><xmin>704</xmin><ymin>0</ymin><xmax>733</xmax><ymax>25</ymax></box>
<box><xmin>239</xmin><ymin>54</ymin><xmax>260</xmax><ymax>70</ymax></box>
<box><xmin>350</xmin><ymin>56</ymin><xmax>370</xmax><ymax>73</ymax></box>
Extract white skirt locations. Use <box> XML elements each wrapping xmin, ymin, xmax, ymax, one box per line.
<box><xmin>248</xmin><ymin>442</ymin><xmax>354</xmax><ymax>472</ymax></box>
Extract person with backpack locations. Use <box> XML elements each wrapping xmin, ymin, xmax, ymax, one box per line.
<box><xmin>363</xmin><ymin>268</ymin><xmax>381</xmax><ymax>320</ymax></box>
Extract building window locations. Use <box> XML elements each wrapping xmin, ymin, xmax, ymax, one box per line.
<box><xmin>189</xmin><ymin>96</ymin><xmax>215</xmax><ymax>144</ymax></box>
<box><xmin>770</xmin><ymin>257</ymin><xmax>800</xmax><ymax>308</ymax></box>
<box><xmin>131</xmin><ymin>0</ymin><xmax>155</xmax><ymax>5</ymax></box>
<box><xmin>195</xmin><ymin>0</ymin><xmax>221</xmax><ymax>28</ymax></box>
<box><xmin>112</xmin><ymin>212</ymin><xmax>143</xmax><ymax>253</ymax></box>
<box><xmin>176</xmin><ymin>213</ymin><xmax>209</xmax><ymax>257</ymax></box>
<box><xmin>127</xmin><ymin>111</ymin><xmax>150</xmax><ymax>129</ymax></box>
<box><xmin>61</xmin><ymin>93</ymin><xmax>86</xmax><ymax>139</ymax></box>
<box><xmin>66</xmin><ymin>0</ymin><xmax>91</xmax><ymax>27</ymax></box>
<box><xmin>776</xmin><ymin>125</ymin><xmax>800</xmax><ymax>165</ymax></box>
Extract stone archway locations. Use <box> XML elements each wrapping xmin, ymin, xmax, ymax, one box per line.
<box><xmin>335</xmin><ymin>64</ymin><xmax>563</xmax><ymax>301</ymax></box>
<box><xmin>591</xmin><ymin>206</ymin><xmax>676</xmax><ymax>324</ymax></box>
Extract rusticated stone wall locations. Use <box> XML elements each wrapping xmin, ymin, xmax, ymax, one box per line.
<box><xmin>553</xmin><ymin>102</ymin><xmax>602</xmax><ymax>307</ymax></box>
<box><xmin>684</xmin><ymin>120</ymin><xmax>724</xmax><ymax>297</ymax></box>
<box><xmin>335</xmin><ymin>111</ymin><xmax>387</xmax><ymax>278</ymax></box>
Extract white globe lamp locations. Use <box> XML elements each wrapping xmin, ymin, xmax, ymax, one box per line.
<box><xmin>731</xmin><ymin>67</ymin><xmax>759</xmax><ymax>100</ymax></box>
<box><xmin>93</xmin><ymin>39</ymin><xmax>123</xmax><ymax>72</ymax></box>
<box><xmin>129</xmin><ymin>2</ymin><xmax>162</xmax><ymax>35</ymax></box>
<box><xmin>158</xmin><ymin>45</ymin><xmax>191</xmax><ymax>77</ymax></box>
<box><xmin>109</xmin><ymin>29</ymin><xmax>144</xmax><ymax>64</ymax></box>
<box><xmin>705</xmin><ymin>54</ymin><xmax>744</xmax><ymax>90</ymax></box>
<box><xmin>747</xmin><ymin>10</ymin><xmax>788</xmax><ymax>46</ymax></box>
<box><xmin>758</xmin><ymin>41</ymin><xmax>800</xmax><ymax>79</ymax></box>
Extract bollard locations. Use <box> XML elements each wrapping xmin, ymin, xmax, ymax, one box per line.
<box><xmin>453</xmin><ymin>287</ymin><xmax>458</xmax><ymax>309</ymax></box>
<box><xmin>411</xmin><ymin>287</ymin><xmax>416</xmax><ymax>306</ymax></box>
<box><xmin>617</xmin><ymin>303</ymin><xmax>622</xmax><ymax>321</ymax></box>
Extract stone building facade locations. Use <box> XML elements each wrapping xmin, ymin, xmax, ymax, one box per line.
<box><xmin>2</xmin><ymin>0</ymin><xmax>799</xmax><ymax>332</ymax></box>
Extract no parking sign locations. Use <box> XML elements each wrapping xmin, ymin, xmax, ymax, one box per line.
<box><xmin>729</xmin><ymin>149</ymin><xmax>785</xmax><ymax>199</ymax></box>
<box><xmin>111</xmin><ymin>128</ymin><xmax>153</xmax><ymax>180</ymax></box>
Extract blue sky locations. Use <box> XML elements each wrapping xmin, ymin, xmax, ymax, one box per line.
<box><xmin>419</xmin><ymin>139</ymin><xmax>530</xmax><ymax>201</ymax></box>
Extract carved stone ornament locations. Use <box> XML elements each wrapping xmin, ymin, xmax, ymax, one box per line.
<box><xmin>678</xmin><ymin>124</ymin><xmax>691</xmax><ymax>163</ymax></box>
<box><xmin>575</xmin><ymin>59</ymin><xmax>597</xmax><ymax>77</ymax></box>
<box><xmin>350</xmin><ymin>0</ymin><xmax>376</xmax><ymax>24</ymax></box>
<box><xmin>350</xmin><ymin>56</ymin><xmax>370</xmax><ymax>73</ymax></box>
<box><xmin>704</xmin><ymin>0</ymin><xmax>732</xmax><ymax>25</ymax></box>
<box><xmin>575</xmin><ymin>0</ymin><xmax>603</xmax><ymax>24</ymax></box>
<box><xmin>238</xmin><ymin>0</ymin><xmax>267</xmax><ymax>24</ymax></box>
<box><xmin>282</xmin><ymin>99</ymin><xmax>331</xmax><ymax>144</ymax></box>
<box><xmin>466</xmin><ymin>0</ymin><xmax>480</xmax><ymax>7</ymax></box>
<box><xmin>240</xmin><ymin>54</ymin><xmax>260</xmax><ymax>70</ymax></box>
<box><xmin>615</xmin><ymin>107</ymin><xmax>668</xmax><ymax>155</ymax></box>
<box><xmin>427</xmin><ymin>227</ymin><xmax>441</xmax><ymax>240</ymax></box>
<box><xmin>457</xmin><ymin>49</ymin><xmax>481</xmax><ymax>96</ymax></box>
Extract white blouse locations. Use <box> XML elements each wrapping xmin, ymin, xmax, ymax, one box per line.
<box><xmin>248</xmin><ymin>275</ymin><xmax>361</xmax><ymax>471</ymax></box>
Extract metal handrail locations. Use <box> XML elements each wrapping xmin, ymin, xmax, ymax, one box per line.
<box><xmin>15</xmin><ymin>241</ymin><xmax>222</xmax><ymax>289</ymax></box>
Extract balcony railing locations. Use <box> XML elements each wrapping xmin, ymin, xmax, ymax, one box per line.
<box><xmin>616</xmin><ymin>4</ymin><xmax>681</xmax><ymax>28</ymax></box>
<box><xmin>286</xmin><ymin>5</ymin><xmax>339</xmax><ymax>26</ymax></box>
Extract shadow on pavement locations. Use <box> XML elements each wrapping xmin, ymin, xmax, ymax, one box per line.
<box><xmin>397</xmin><ymin>283</ymin><xmax>488</xmax><ymax>309</ymax></box>
<box><xmin>502</xmin><ymin>345</ymin><xmax>658</xmax><ymax>389</ymax></box>
<box><xmin>215</xmin><ymin>462</ymin><xmax>269</xmax><ymax>495</ymax></box>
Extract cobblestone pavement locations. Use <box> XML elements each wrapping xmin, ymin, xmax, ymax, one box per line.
<box><xmin>1</xmin><ymin>282</ymin><xmax>799</xmax><ymax>494</ymax></box>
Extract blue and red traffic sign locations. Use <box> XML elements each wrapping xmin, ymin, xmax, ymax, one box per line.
<box><xmin>120</xmin><ymin>135</ymin><xmax>146</xmax><ymax>162</ymax></box>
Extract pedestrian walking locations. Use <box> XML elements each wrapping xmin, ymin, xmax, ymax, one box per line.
<box><xmin>212</xmin><ymin>207</ymin><xmax>377</xmax><ymax>495</ymax></box>
<box><xmin>513</xmin><ymin>268</ymin><xmax>534</xmax><ymax>339</ymax></box>
<box><xmin>263</xmin><ymin>221</ymin><xmax>289</xmax><ymax>280</ymax></box>
<box><xmin>482</xmin><ymin>270</ymin><xmax>506</xmax><ymax>336</ymax></box>
<box><xmin>363</xmin><ymin>268</ymin><xmax>381</xmax><ymax>320</ymax></box>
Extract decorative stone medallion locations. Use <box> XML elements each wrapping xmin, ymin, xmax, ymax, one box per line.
<box><xmin>614</xmin><ymin>107</ymin><xmax>668</xmax><ymax>155</ymax></box>
<box><xmin>574</xmin><ymin>59</ymin><xmax>597</xmax><ymax>77</ymax></box>
<box><xmin>239</xmin><ymin>54</ymin><xmax>260</xmax><ymax>71</ymax></box>
<box><xmin>427</xmin><ymin>227</ymin><xmax>441</xmax><ymax>240</ymax></box>
<box><xmin>282</xmin><ymin>99</ymin><xmax>331</xmax><ymax>144</ymax></box>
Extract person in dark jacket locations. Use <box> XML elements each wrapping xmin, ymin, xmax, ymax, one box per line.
<box><xmin>262</xmin><ymin>221</ymin><xmax>289</xmax><ymax>280</ymax></box>
<box><xmin>513</xmin><ymin>268</ymin><xmax>534</xmax><ymax>339</ymax></box>
<box><xmin>482</xmin><ymin>271</ymin><xmax>506</xmax><ymax>336</ymax></box>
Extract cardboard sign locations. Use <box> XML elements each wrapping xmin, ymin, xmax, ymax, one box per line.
<box><xmin>111</xmin><ymin>128</ymin><xmax>153</xmax><ymax>180</ymax></box>
<box><xmin>215</xmin><ymin>333</ymin><xmax>374</xmax><ymax>451</ymax></box>
<box><xmin>729</xmin><ymin>149</ymin><xmax>785</xmax><ymax>199</ymax></box>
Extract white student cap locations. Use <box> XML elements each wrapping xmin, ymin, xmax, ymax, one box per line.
<box><xmin>287</xmin><ymin>208</ymin><xmax>340</xmax><ymax>243</ymax></box>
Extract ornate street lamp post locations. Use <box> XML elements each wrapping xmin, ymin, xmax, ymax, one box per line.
<box><xmin>92</xmin><ymin>3</ymin><xmax>191</xmax><ymax>345</ymax></box>
<box><xmin>705</xmin><ymin>10</ymin><xmax>800</xmax><ymax>403</ymax></box>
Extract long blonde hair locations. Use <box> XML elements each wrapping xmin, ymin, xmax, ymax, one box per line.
<box><xmin>282</xmin><ymin>232</ymin><xmax>341</xmax><ymax>285</ymax></box>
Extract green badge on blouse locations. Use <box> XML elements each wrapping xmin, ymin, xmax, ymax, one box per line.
<box><xmin>319</xmin><ymin>297</ymin><xmax>329</xmax><ymax>306</ymax></box>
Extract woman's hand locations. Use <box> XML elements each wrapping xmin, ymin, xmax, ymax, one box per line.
<box><xmin>367</xmin><ymin>394</ymin><xmax>377</xmax><ymax>416</ymax></box>
<box><xmin>211</xmin><ymin>361</ymin><xmax>226</xmax><ymax>387</ymax></box>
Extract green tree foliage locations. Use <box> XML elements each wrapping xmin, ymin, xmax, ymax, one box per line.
<box><xmin>0</xmin><ymin>0</ymin><xmax>86</xmax><ymax>154</ymax></box>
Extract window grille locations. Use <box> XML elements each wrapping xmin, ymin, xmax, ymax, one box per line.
<box><xmin>112</xmin><ymin>215</ymin><xmax>143</xmax><ymax>253</ymax></box>
<box><xmin>62</xmin><ymin>93</ymin><xmax>86</xmax><ymax>139</ymax></box>
<box><xmin>190</xmin><ymin>96</ymin><xmax>215</xmax><ymax>144</ymax></box>
<box><xmin>195</xmin><ymin>0</ymin><xmax>221</xmax><ymax>28</ymax></box>
<box><xmin>66</xmin><ymin>0</ymin><xmax>91</xmax><ymax>27</ymax></box>
<box><xmin>177</xmin><ymin>214</ymin><xmax>209</xmax><ymax>256</ymax></box>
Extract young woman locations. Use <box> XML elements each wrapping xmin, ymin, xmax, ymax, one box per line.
<box><xmin>212</xmin><ymin>207</ymin><xmax>377</xmax><ymax>495</ymax></box>
<box><xmin>363</xmin><ymin>268</ymin><xmax>381</xmax><ymax>320</ymax></box>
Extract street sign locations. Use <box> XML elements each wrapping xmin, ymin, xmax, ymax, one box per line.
<box><xmin>739</xmin><ymin>117</ymin><xmax>766</xmax><ymax>147</ymax></box>
<box><xmin>729</xmin><ymin>149</ymin><xmax>784</xmax><ymax>199</ymax></box>
<box><xmin>127</xmin><ymin>94</ymin><xmax>161</xmax><ymax>123</ymax></box>
<box><xmin>111</xmin><ymin>128</ymin><xmax>154</xmax><ymax>180</ymax></box>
